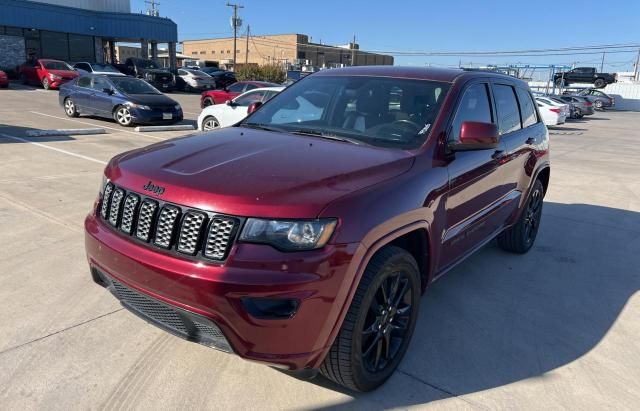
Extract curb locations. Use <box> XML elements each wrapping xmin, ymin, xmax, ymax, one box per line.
<box><xmin>25</xmin><ymin>128</ymin><xmax>107</xmax><ymax>137</ymax></box>
<box><xmin>135</xmin><ymin>125</ymin><xmax>195</xmax><ymax>132</ymax></box>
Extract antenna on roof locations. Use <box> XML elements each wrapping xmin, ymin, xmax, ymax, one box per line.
<box><xmin>145</xmin><ymin>0</ymin><xmax>160</xmax><ymax>17</ymax></box>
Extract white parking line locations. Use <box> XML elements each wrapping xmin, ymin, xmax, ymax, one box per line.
<box><xmin>29</xmin><ymin>111</ymin><xmax>166</xmax><ymax>141</ymax></box>
<box><xmin>0</xmin><ymin>133</ymin><xmax>107</xmax><ymax>165</ymax></box>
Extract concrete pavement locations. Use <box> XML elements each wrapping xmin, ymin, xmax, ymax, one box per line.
<box><xmin>1</xmin><ymin>85</ymin><xmax>639</xmax><ymax>410</ymax></box>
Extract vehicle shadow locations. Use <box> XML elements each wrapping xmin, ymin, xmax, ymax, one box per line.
<box><xmin>0</xmin><ymin>124</ymin><xmax>75</xmax><ymax>142</ymax></box>
<box><xmin>302</xmin><ymin>202</ymin><xmax>640</xmax><ymax>410</ymax></box>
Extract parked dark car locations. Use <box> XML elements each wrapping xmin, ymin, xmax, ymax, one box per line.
<box><xmin>113</xmin><ymin>58</ymin><xmax>175</xmax><ymax>92</ymax></box>
<box><xmin>207</xmin><ymin>70</ymin><xmax>237</xmax><ymax>89</ymax></box>
<box><xmin>554</xmin><ymin>67</ymin><xmax>616</xmax><ymax>88</ymax></box>
<box><xmin>556</xmin><ymin>95</ymin><xmax>594</xmax><ymax>116</ymax></box>
<box><xmin>86</xmin><ymin>67</ymin><xmax>549</xmax><ymax>392</ymax></box>
<box><xmin>576</xmin><ymin>88</ymin><xmax>615</xmax><ymax>109</ymax></box>
<box><xmin>59</xmin><ymin>74</ymin><xmax>182</xmax><ymax>127</ymax></box>
<box><xmin>18</xmin><ymin>59</ymin><xmax>79</xmax><ymax>90</ymax></box>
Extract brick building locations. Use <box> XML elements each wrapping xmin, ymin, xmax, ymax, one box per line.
<box><xmin>182</xmin><ymin>34</ymin><xmax>393</xmax><ymax>68</ymax></box>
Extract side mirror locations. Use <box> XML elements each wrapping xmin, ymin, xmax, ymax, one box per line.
<box><xmin>103</xmin><ymin>88</ymin><xmax>114</xmax><ymax>95</ymax></box>
<box><xmin>247</xmin><ymin>101</ymin><xmax>263</xmax><ymax>114</ymax></box>
<box><xmin>225</xmin><ymin>99</ymin><xmax>235</xmax><ymax>106</ymax></box>
<box><xmin>449</xmin><ymin>121</ymin><xmax>499</xmax><ymax>151</ymax></box>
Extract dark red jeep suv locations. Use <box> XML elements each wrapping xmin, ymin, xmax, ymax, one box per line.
<box><xmin>86</xmin><ymin>67</ymin><xmax>550</xmax><ymax>391</ymax></box>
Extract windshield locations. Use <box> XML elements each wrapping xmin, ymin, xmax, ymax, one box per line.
<box><xmin>92</xmin><ymin>64</ymin><xmax>120</xmax><ymax>73</ymax></box>
<box><xmin>43</xmin><ymin>61</ymin><xmax>73</xmax><ymax>70</ymax></box>
<box><xmin>111</xmin><ymin>77</ymin><xmax>161</xmax><ymax>95</ymax></box>
<box><xmin>136</xmin><ymin>59</ymin><xmax>161</xmax><ymax>69</ymax></box>
<box><xmin>241</xmin><ymin>76</ymin><xmax>449</xmax><ymax>149</ymax></box>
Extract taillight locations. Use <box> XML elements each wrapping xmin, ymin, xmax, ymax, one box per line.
<box><xmin>550</xmin><ymin>108</ymin><xmax>561</xmax><ymax>113</ymax></box>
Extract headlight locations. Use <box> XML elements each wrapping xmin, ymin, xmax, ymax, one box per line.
<box><xmin>128</xmin><ymin>103</ymin><xmax>151</xmax><ymax>110</ymax></box>
<box><xmin>240</xmin><ymin>218</ymin><xmax>337</xmax><ymax>251</ymax></box>
<box><xmin>49</xmin><ymin>74</ymin><xmax>62</xmax><ymax>80</ymax></box>
<box><xmin>174</xmin><ymin>104</ymin><xmax>181</xmax><ymax>111</ymax></box>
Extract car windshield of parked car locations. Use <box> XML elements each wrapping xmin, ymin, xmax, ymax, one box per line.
<box><xmin>110</xmin><ymin>77</ymin><xmax>161</xmax><ymax>95</ymax></box>
<box><xmin>43</xmin><ymin>61</ymin><xmax>73</xmax><ymax>70</ymax></box>
<box><xmin>137</xmin><ymin>60</ymin><xmax>161</xmax><ymax>69</ymax></box>
<box><xmin>242</xmin><ymin>76</ymin><xmax>449</xmax><ymax>149</ymax></box>
<box><xmin>92</xmin><ymin>64</ymin><xmax>121</xmax><ymax>73</ymax></box>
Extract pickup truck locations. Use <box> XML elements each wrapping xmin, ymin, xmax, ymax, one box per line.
<box><xmin>554</xmin><ymin>67</ymin><xmax>616</xmax><ymax>89</ymax></box>
<box><xmin>113</xmin><ymin>58</ymin><xmax>175</xmax><ymax>92</ymax></box>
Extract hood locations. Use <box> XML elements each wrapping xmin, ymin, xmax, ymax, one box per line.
<box><xmin>125</xmin><ymin>93</ymin><xmax>178</xmax><ymax>106</ymax></box>
<box><xmin>48</xmin><ymin>69</ymin><xmax>78</xmax><ymax>78</ymax></box>
<box><xmin>106</xmin><ymin>128</ymin><xmax>414</xmax><ymax>218</ymax></box>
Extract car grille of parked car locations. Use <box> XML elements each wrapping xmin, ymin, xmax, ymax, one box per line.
<box><xmin>99</xmin><ymin>182</ymin><xmax>240</xmax><ymax>262</ymax></box>
<box><xmin>107</xmin><ymin>273</ymin><xmax>232</xmax><ymax>352</ymax></box>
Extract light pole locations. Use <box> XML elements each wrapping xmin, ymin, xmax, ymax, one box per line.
<box><xmin>226</xmin><ymin>2</ymin><xmax>244</xmax><ymax>71</ymax></box>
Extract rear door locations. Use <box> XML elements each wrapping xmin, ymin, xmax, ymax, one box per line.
<box><xmin>440</xmin><ymin>80</ymin><xmax>510</xmax><ymax>270</ymax></box>
<box><xmin>494</xmin><ymin>83</ymin><xmax>545</xmax><ymax>219</ymax></box>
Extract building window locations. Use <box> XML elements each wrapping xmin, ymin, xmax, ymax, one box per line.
<box><xmin>227</xmin><ymin>50</ymin><xmax>230</xmax><ymax>54</ymax></box>
<box><xmin>192</xmin><ymin>51</ymin><xmax>198</xmax><ymax>55</ymax></box>
<box><xmin>220</xmin><ymin>50</ymin><xmax>224</xmax><ymax>54</ymax></box>
<box><xmin>297</xmin><ymin>51</ymin><xmax>306</xmax><ymax>59</ymax></box>
<box><xmin>69</xmin><ymin>34</ymin><xmax>95</xmax><ymax>62</ymax></box>
<box><xmin>236</xmin><ymin>49</ymin><xmax>241</xmax><ymax>54</ymax></box>
<box><xmin>212</xmin><ymin>50</ymin><xmax>216</xmax><ymax>54</ymax></box>
<box><xmin>200</xmin><ymin>51</ymin><xmax>206</xmax><ymax>54</ymax></box>
<box><xmin>41</xmin><ymin>31</ymin><xmax>70</xmax><ymax>61</ymax></box>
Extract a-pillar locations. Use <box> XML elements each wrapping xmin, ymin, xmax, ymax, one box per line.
<box><xmin>168</xmin><ymin>42</ymin><xmax>177</xmax><ymax>70</ymax></box>
<box><xmin>150</xmin><ymin>41</ymin><xmax>158</xmax><ymax>61</ymax></box>
<box><xmin>141</xmin><ymin>40</ymin><xmax>149</xmax><ymax>60</ymax></box>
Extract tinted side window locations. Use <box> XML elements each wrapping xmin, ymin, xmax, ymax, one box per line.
<box><xmin>227</xmin><ymin>82</ymin><xmax>245</xmax><ymax>93</ymax></box>
<box><xmin>450</xmin><ymin>83</ymin><xmax>492</xmax><ymax>142</ymax></box>
<box><xmin>234</xmin><ymin>90</ymin><xmax>267</xmax><ymax>106</ymax></box>
<box><xmin>493</xmin><ymin>84</ymin><xmax>521</xmax><ymax>134</ymax></box>
<box><xmin>515</xmin><ymin>88</ymin><xmax>537</xmax><ymax>128</ymax></box>
<box><xmin>77</xmin><ymin>77</ymin><xmax>91</xmax><ymax>88</ymax></box>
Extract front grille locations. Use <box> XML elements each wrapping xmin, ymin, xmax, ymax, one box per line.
<box><xmin>108</xmin><ymin>275</ymin><xmax>232</xmax><ymax>352</ymax></box>
<box><xmin>99</xmin><ymin>183</ymin><xmax>239</xmax><ymax>262</ymax></box>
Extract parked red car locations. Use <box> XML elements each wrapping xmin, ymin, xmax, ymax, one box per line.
<box><xmin>18</xmin><ymin>59</ymin><xmax>79</xmax><ymax>90</ymax></box>
<box><xmin>0</xmin><ymin>70</ymin><xmax>8</xmax><ymax>88</ymax></box>
<box><xmin>86</xmin><ymin>67</ymin><xmax>550</xmax><ymax>392</ymax></box>
<box><xmin>200</xmin><ymin>80</ymin><xmax>279</xmax><ymax>107</ymax></box>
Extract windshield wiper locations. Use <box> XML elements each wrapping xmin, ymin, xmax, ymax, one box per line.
<box><xmin>240</xmin><ymin>123</ymin><xmax>283</xmax><ymax>132</ymax></box>
<box><xmin>288</xmin><ymin>129</ymin><xmax>366</xmax><ymax>146</ymax></box>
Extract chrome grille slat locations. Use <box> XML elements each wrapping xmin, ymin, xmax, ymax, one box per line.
<box><xmin>120</xmin><ymin>194</ymin><xmax>140</xmax><ymax>234</ymax></box>
<box><xmin>99</xmin><ymin>184</ymin><xmax>238</xmax><ymax>261</ymax></box>
<box><xmin>177</xmin><ymin>212</ymin><xmax>207</xmax><ymax>255</ymax></box>
<box><xmin>136</xmin><ymin>200</ymin><xmax>158</xmax><ymax>241</ymax></box>
<box><xmin>153</xmin><ymin>206</ymin><xmax>180</xmax><ymax>248</ymax></box>
<box><xmin>204</xmin><ymin>218</ymin><xmax>237</xmax><ymax>260</ymax></box>
<box><xmin>108</xmin><ymin>188</ymin><xmax>124</xmax><ymax>226</ymax></box>
<box><xmin>100</xmin><ymin>183</ymin><xmax>114</xmax><ymax>219</ymax></box>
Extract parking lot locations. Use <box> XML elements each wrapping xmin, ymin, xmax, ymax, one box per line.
<box><xmin>1</xmin><ymin>84</ymin><xmax>639</xmax><ymax>410</ymax></box>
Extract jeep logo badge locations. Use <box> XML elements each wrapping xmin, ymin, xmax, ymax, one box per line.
<box><xmin>143</xmin><ymin>181</ymin><xmax>165</xmax><ymax>196</ymax></box>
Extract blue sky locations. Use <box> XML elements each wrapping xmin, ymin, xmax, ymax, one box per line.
<box><xmin>132</xmin><ymin>0</ymin><xmax>640</xmax><ymax>72</ymax></box>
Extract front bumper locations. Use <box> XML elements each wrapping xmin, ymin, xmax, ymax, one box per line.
<box><xmin>130</xmin><ymin>108</ymin><xmax>183</xmax><ymax>125</ymax></box>
<box><xmin>85</xmin><ymin>212</ymin><xmax>361</xmax><ymax>370</ymax></box>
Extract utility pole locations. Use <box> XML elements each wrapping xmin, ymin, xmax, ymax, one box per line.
<box><xmin>351</xmin><ymin>35</ymin><xmax>356</xmax><ymax>66</ymax></box>
<box><xmin>144</xmin><ymin>0</ymin><xmax>160</xmax><ymax>16</ymax></box>
<box><xmin>227</xmin><ymin>2</ymin><xmax>244</xmax><ymax>71</ymax></box>
<box><xmin>600</xmin><ymin>51</ymin><xmax>605</xmax><ymax>72</ymax></box>
<box><xmin>634</xmin><ymin>48</ymin><xmax>640</xmax><ymax>82</ymax></box>
<box><xmin>245</xmin><ymin>25</ymin><xmax>250</xmax><ymax>65</ymax></box>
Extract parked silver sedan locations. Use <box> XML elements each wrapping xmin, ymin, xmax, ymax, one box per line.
<box><xmin>176</xmin><ymin>68</ymin><xmax>216</xmax><ymax>92</ymax></box>
<box><xmin>557</xmin><ymin>95</ymin><xmax>595</xmax><ymax>117</ymax></box>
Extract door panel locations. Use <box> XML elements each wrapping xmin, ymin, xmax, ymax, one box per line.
<box><xmin>440</xmin><ymin>81</ymin><xmax>511</xmax><ymax>270</ymax></box>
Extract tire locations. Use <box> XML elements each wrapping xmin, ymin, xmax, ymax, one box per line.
<box><xmin>202</xmin><ymin>116</ymin><xmax>221</xmax><ymax>131</ymax></box>
<box><xmin>203</xmin><ymin>97</ymin><xmax>214</xmax><ymax>107</ymax></box>
<box><xmin>498</xmin><ymin>179</ymin><xmax>544</xmax><ymax>254</ymax></box>
<box><xmin>114</xmin><ymin>105</ymin><xmax>133</xmax><ymax>127</ymax></box>
<box><xmin>320</xmin><ymin>246</ymin><xmax>421</xmax><ymax>392</ymax></box>
<box><xmin>42</xmin><ymin>77</ymin><xmax>50</xmax><ymax>90</ymax></box>
<box><xmin>64</xmin><ymin>97</ymin><xmax>79</xmax><ymax>118</ymax></box>
<box><xmin>594</xmin><ymin>100</ymin><xmax>604</xmax><ymax>110</ymax></box>
<box><xmin>594</xmin><ymin>78</ymin><xmax>605</xmax><ymax>89</ymax></box>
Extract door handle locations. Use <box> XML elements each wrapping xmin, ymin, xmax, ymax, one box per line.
<box><xmin>492</xmin><ymin>150</ymin><xmax>506</xmax><ymax>160</ymax></box>
<box><xmin>526</xmin><ymin>137</ymin><xmax>536</xmax><ymax>145</ymax></box>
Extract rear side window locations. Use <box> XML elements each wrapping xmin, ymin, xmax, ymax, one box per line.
<box><xmin>77</xmin><ymin>77</ymin><xmax>91</xmax><ymax>88</ymax></box>
<box><xmin>492</xmin><ymin>84</ymin><xmax>521</xmax><ymax>134</ymax></box>
<box><xmin>450</xmin><ymin>83</ymin><xmax>492</xmax><ymax>142</ymax></box>
<box><xmin>515</xmin><ymin>88</ymin><xmax>537</xmax><ymax>128</ymax></box>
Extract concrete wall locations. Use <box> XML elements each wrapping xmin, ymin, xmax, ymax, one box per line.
<box><xmin>31</xmin><ymin>0</ymin><xmax>130</xmax><ymax>13</ymax></box>
<box><xmin>0</xmin><ymin>35</ymin><xmax>26</xmax><ymax>72</ymax></box>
